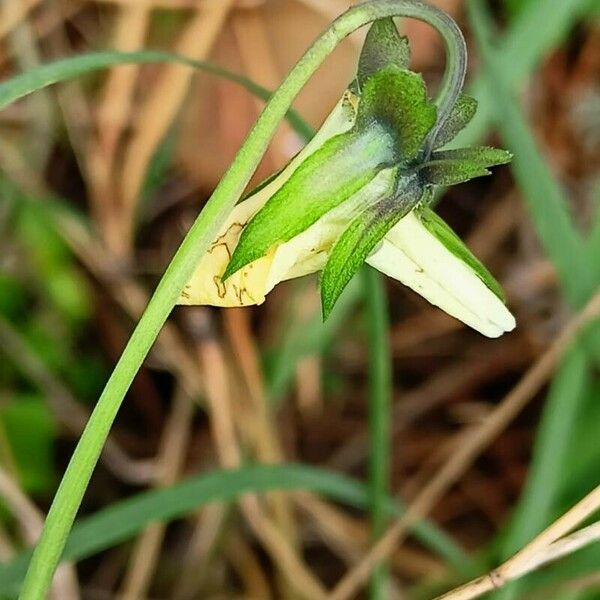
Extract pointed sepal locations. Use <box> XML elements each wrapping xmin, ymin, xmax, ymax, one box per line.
<box><xmin>321</xmin><ymin>178</ymin><xmax>422</xmax><ymax>319</ymax></box>
<box><xmin>223</xmin><ymin>128</ymin><xmax>397</xmax><ymax>280</ymax></box>
<box><xmin>356</xmin><ymin>65</ymin><xmax>437</xmax><ymax>163</ymax></box>
<box><xmin>357</xmin><ymin>18</ymin><xmax>410</xmax><ymax>87</ymax></box>
<box><xmin>432</xmin><ymin>94</ymin><xmax>478</xmax><ymax>149</ymax></box>
<box><xmin>419</xmin><ymin>146</ymin><xmax>512</xmax><ymax>186</ymax></box>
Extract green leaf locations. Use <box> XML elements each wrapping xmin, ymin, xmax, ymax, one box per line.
<box><xmin>433</xmin><ymin>94</ymin><xmax>478</xmax><ymax>149</ymax></box>
<box><xmin>0</xmin><ymin>464</ymin><xmax>467</xmax><ymax>593</ymax></box>
<box><xmin>495</xmin><ymin>348</ymin><xmax>591</xmax><ymax>600</ymax></box>
<box><xmin>419</xmin><ymin>207</ymin><xmax>506</xmax><ymax>301</ymax></box>
<box><xmin>0</xmin><ymin>395</ymin><xmax>56</xmax><ymax>494</ymax></box>
<box><xmin>357</xmin><ymin>18</ymin><xmax>410</xmax><ymax>86</ymax></box>
<box><xmin>0</xmin><ymin>273</ymin><xmax>29</xmax><ymax>321</ymax></box>
<box><xmin>321</xmin><ymin>179</ymin><xmax>422</xmax><ymax>319</ymax></box>
<box><xmin>560</xmin><ymin>379</ymin><xmax>600</xmax><ymax>500</ymax></box>
<box><xmin>140</xmin><ymin>125</ymin><xmax>178</xmax><ymax>204</ymax></box>
<box><xmin>0</xmin><ymin>50</ymin><xmax>313</xmax><ymax>141</ymax></box>
<box><xmin>451</xmin><ymin>0</ymin><xmax>589</xmax><ymax>150</ymax></box>
<box><xmin>355</xmin><ymin>65</ymin><xmax>437</xmax><ymax>162</ymax></box>
<box><xmin>223</xmin><ymin>126</ymin><xmax>396</xmax><ymax>279</ymax></box>
<box><xmin>16</xmin><ymin>201</ymin><xmax>90</xmax><ymax>323</ymax></box>
<box><xmin>468</xmin><ymin>0</ymin><xmax>600</xmax><ymax>362</ymax></box>
<box><xmin>588</xmin><ymin>197</ymin><xmax>600</xmax><ymax>272</ymax></box>
<box><xmin>420</xmin><ymin>146</ymin><xmax>512</xmax><ymax>185</ymax></box>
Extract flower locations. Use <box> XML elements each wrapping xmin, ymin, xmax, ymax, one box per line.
<box><xmin>179</xmin><ymin>19</ymin><xmax>516</xmax><ymax>338</ymax></box>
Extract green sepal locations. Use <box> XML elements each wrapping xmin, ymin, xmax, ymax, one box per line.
<box><xmin>357</xmin><ymin>18</ymin><xmax>410</xmax><ymax>87</ymax></box>
<box><xmin>241</xmin><ymin>160</ymin><xmax>290</xmax><ymax>201</ymax></box>
<box><xmin>321</xmin><ymin>178</ymin><xmax>423</xmax><ymax>319</ymax></box>
<box><xmin>356</xmin><ymin>65</ymin><xmax>437</xmax><ymax>163</ymax></box>
<box><xmin>432</xmin><ymin>94</ymin><xmax>478</xmax><ymax>149</ymax></box>
<box><xmin>419</xmin><ymin>207</ymin><xmax>506</xmax><ymax>302</ymax></box>
<box><xmin>419</xmin><ymin>146</ymin><xmax>512</xmax><ymax>186</ymax></box>
<box><xmin>223</xmin><ymin>126</ymin><xmax>396</xmax><ymax>280</ymax></box>
<box><xmin>432</xmin><ymin>147</ymin><xmax>513</xmax><ymax>164</ymax></box>
<box><xmin>420</xmin><ymin>160</ymin><xmax>489</xmax><ymax>186</ymax></box>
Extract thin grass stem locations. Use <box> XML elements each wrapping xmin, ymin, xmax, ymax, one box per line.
<box><xmin>364</xmin><ymin>266</ymin><xmax>393</xmax><ymax>599</ymax></box>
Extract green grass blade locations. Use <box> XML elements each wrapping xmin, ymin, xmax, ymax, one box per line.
<box><xmin>468</xmin><ymin>1</ymin><xmax>597</xmax><ymax>311</ymax></box>
<box><xmin>364</xmin><ymin>266</ymin><xmax>393</xmax><ymax>599</ymax></box>
<box><xmin>495</xmin><ymin>348</ymin><xmax>591</xmax><ymax>600</ymax></box>
<box><xmin>0</xmin><ymin>463</ymin><xmax>466</xmax><ymax>595</ymax></box>
<box><xmin>494</xmin><ymin>0</ymin><xmax>588</xmax><ymax>83</ymax></box>
<box><xmin>587</xmin><ymin>192</ymin><xmax>600</xmax><ymax>272</ymax></box>
<box><xmin>551</xmin><ymin>379</ymin><xmax>600</xmax><ymax>510</ymax></box>
<box><xmin>468</xmin><ymin>9</ymin><xmax>600</xmax><ymax>599</ymax></box>
<box><xmin>468</xmin><ymin>0</ymin><xmax>600</xmax><ymax>366</ymax></box>
<box><xmin>452</xmin><ymin>0</ymin><xmax>589</xmax><ymax>149</ymax></box>
<box><xmin>266</xmin><ymin>277</ymin><xmax>362</xmax><ymax>403</ymax></box>
<box><xmin>0</xmin><ymin>50</ymin><xmax>313</xmax><ymax>141</ymax></box>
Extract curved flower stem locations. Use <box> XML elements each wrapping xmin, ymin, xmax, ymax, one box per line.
<box><xmin>19</xmin><ymin>2</ymin><xmax>466</xmax><ymax>598</ymax></box>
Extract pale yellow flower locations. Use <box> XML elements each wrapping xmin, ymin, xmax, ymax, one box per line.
<box><xmin>179</xmin><ymin>95</ymin><xmax>515</xmax><ymax>338</ymax></box>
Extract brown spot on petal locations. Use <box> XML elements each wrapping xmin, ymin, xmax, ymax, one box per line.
<box><xmin>208</xmin><ymin>222</ymin><xmax>245</xmax><ymax>260</ymax></box>
<box><xmin>213</xmin><ymin>276</ymin><xmax>227</xmax><ymax>299</ymax></box>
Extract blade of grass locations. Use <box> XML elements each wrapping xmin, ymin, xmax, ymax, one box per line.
<box><xmin>0</xmin><ymin>50</ymin><xmax>313</xmax><ymax>141</ymax></box>
<box><xmin>487</xmin><ymin>0</ymin><xmax>587</xmax><ymax>87</ymax></box>
<box><xmin>495</xmin><ymin>348</ymin><xmax>592</xmax><ymax>599</ymax></box>
<box><xmin>452</xmin><ymin>0</ymin><xmax>590</xmax><ymax>149</ymax></box>
<box><xmin>266</xmin><ymin>277</ymin><xmax>362</xmax><ymax>403</ymax></box>
<box><xmin>587</xmin><ymin>192</ymin><xmax>600</xmax><ymax>272</ymax></box>
<box><xmin>434</xmin><ymin>0</ymin><xmax>589</xmax><ymax>207</ymax></box>
<box><xmin>561</xmin><ymin>381</ymin><xmax>600</xmax><ymax>497</ymax></box>
<box><xmin>363</xmin><ymin>266</ymin><xmax>392</xmax><ymax>599</ymax></box>
<box><xmin>0</xmin><ymin>463</ymin><xmax>466</xmax><ymax>595</ymax></box>
<box><xmin>468</xmin><ymin>0</ymin><xmax>600</xmax><ymax>360</ymax></box>
<box><xmin>502</xmin><ymin>0</ymin><xmax>531</xmax><ymax>18</ymax></box>
<box><xmin>468</xmin><ymin>6</ymin><xmax>600</xmax><ymax>599</ymax></box>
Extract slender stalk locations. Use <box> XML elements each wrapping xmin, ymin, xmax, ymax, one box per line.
<box><xmin>19</xmin><ymin>3</ymin><xmax>466</xmax><ymax>598</ymax></box>
<box><xmin>364</xmin><ymin>267</ymin><xmax>393</xmax><ymax>599</ymax></box>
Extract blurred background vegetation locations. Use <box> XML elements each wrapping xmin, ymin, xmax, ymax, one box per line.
<box><xmin>0</xmin><ymin>0</ymin><xmax>599</xmax><ymax>598</ymax></box>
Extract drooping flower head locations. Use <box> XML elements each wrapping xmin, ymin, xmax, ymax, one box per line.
<box><xmin>179</xmin><ymin>18</ymin><xmax>515</xmax><ymax>338</ymax></box>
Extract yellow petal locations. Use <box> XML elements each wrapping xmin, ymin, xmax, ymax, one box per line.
<box><xmin>179</xmin><ymin>214</ymin><xmax>276</xmax><ymax>307</ymax></box>
<box><xmin>367</xmin><ymin>212</ymin><xmax>516</xmax><ymax>338</ymax></box>
<box><xmin>179</xmin><ymin>93</ymin><xmax>358</xmax><ymax>307</ymax></box>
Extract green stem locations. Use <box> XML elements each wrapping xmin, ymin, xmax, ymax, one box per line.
<box><xmin>364</xmin><ymin>267</ymin><xmax>393</xmax><ymax>599</ymax></box>
<box><xmin>19</xmin><ymin>2</ymin><xmax>466</xmax><ymax>598</ymax></box>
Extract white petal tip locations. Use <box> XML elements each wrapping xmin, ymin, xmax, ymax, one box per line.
<box><xmin>475</xmin><ymin>308</ymin><xmax>516</xmax><ymax>338</ymax></box>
